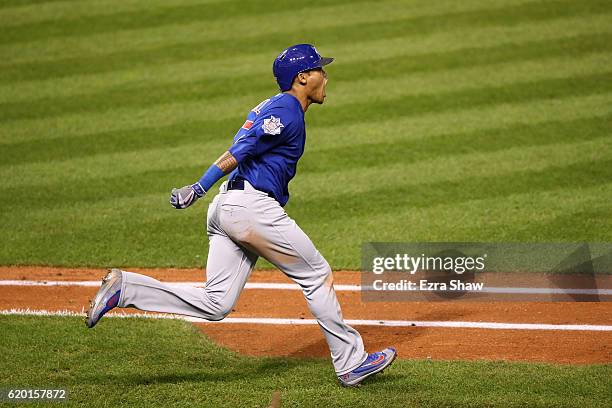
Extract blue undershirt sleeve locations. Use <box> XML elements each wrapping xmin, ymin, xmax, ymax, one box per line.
<box><xmin>193</xmin><ymin>164</ymin><xmax>225</xmax><ymax>195</ymax></box>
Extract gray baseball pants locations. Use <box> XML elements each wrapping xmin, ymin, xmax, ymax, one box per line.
<box><xmin>118</xmin><ymin>180</ymin><xmax>367</xmax><ymax>375</ymax></box>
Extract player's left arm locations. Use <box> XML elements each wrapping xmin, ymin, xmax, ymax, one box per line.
<box><xmin>170</xmin><ymin>104</ymin><xmax>290</xmax><ymax>209</ymax></box>
<box><xmin>169</xmin><ymin>151</ymin><xmax>238</xmax><ymax>209</ymax></box>
<box><xmin>213</xmin><ymin>151</ymin><xmax>238</xmax><ymax>173</ymax></box>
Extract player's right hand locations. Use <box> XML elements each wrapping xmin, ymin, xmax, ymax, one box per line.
<box><xmin>169</xmin><ymin>183</ymin><xmax>205</xmax><ymax>209</ymax></box>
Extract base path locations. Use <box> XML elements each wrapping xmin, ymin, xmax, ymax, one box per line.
<box><xmin>0</xmin><ymin>267</ymin><xmax>610</xmax><ymax>364</ymax></box>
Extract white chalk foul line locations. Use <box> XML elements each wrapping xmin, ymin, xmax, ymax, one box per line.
<box><xmin>1</xmin><ymin>280</ymin><xmax>611</xmax><ymax>295</ymax></box>
<box><xmin>1</xmin><ymin>309</ymin><xmax>611</xmax><ymax>331</ymax></box>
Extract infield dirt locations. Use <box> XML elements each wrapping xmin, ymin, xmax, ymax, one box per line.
<box><xmin>1</xmin><ymin>267</ymin><xmax>610</xmax><ymax>365</ymax></box>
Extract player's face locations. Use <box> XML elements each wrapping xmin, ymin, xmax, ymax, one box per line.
<box><xmin>307</xmin><ymin>68</ymin><xmax>328</xmax><ymax>104</ymax></box>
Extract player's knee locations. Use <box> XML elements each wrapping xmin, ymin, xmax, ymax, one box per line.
<box><xmin>316</xmin><ymin>262</ymin><xmax>333</xmax><ymax>284</ymax></box>
<box><xmin>208</xmin><ymin>301</ymin><xmax>233</xmax><ymax>321</ymax></box>
<box><xmin>303</xmin><ymin>262</ymin><xmax>333</xmax><ymax>296</ymax></box>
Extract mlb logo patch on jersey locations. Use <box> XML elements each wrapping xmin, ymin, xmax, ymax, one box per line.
<box><xmin>241</xmin><ymin>120</ymin><xmax>254</xmax><ymax>130</ymax></box>
<box><xmin>262</xmin><ymin>116</ymin><xmax>284</xmax><ymax>135</ymax></box>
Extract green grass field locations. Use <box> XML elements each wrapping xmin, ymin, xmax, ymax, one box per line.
<box><xmin>1</xmin><ymin>0</ymin><xmax>611</xmax><ymax>406</ymax></box>
<box><xmin>1</xmin><ymin>315</ymin><xmax>610</xmax><ymax>408</ymax></box>
<box><xmin>1</xmin><ymin>0</ymin><xmax>611</xmax><ymax>268</ymax></box>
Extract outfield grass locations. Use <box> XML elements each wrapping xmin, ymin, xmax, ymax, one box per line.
<box><xmin>0</xmin><ymin>315</ymin><xmax>609</xmax><ymax>408</ymax></box>
<box><xmin>1</xmin><ymin>2</ymin><xmax>610</xmax><ymax>407</ymax></box>
<box><xmin>0</xmin><ymin>0</ymin><xmax>611</xmax><ymax>269</ymax></box>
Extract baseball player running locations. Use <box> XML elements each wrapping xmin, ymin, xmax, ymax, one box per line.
<box><xmin>86</xmin><ymin>44</ymin><xmax>396</xmax><ymax>387</ymax></box>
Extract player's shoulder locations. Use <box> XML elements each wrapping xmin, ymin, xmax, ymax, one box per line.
<box><xmin>252</xmin><ymin>93</ymin><xmax>302</xmax><ymax>118</ymax></box>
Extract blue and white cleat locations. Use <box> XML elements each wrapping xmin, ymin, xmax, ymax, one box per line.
<box><xmin>86</xmin><ymin>269</ymin><xmax>123</xmax><ymax>328</ymax></box>
<box><xmin>338</xmin><ymin>347</ymin><xmax>397</xmax><ymax>387</ymax></box>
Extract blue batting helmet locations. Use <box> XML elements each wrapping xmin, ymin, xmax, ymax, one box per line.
<box><xmin>273</xmin><ymin>44</ymin><xmax>334</xmax><ymax>91</ymax></box>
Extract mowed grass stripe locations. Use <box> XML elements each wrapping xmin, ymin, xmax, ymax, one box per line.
<box><xmin>3</xmin><ymin>13</ymin><xmax>611</xmax><ymax>104</ymax></box>
<box><xmin>2</xmin><ymin>92</ymin><xmax>611</xmax><ymax>186</ymax></box>
<box><xmin>0</xmin><ymin>0</ymin><xmax>543</xmax><ymax>63</ymax></box>
<box><xmin>307</xmin><ymin>92</ymin><xmax>612</xmax><ymax>151</ymax></box>
<box><xmin>2</xmin><ymin>143</ymin><xmax>609</xmax><ymax>266</ymax></box>
<box><xmin>316</xmin><ymin>182</ymin><xmax>612</xmax><ymax>268</ymax></box>
<box><xmin>300</xmin><ymin>113</ymin><xmax>612</xmax><ymax>174</ymax></box>
<box><xmin>1</xmin><ymin>112</ymin><xmax>609</xmax><ymax>212</ymax></box>
<box><xmin>297</xmin><ymin>141</ymin><xmax>612</xmax><ymax>261</ymax></box>
<box><xmin>296</xmin><ymin>138</ymin><xmax>612</xmax><ymax>200</ymax></box>
<box><xmin>497</xmin><ymin>197</ymin><xmax>612</xmax><ymax>243</ymax></box>
<box><xmin>291</xmin><ymin>158</ymin><xmax>612</xmax><ymax>225</ymax></box>
<box><xmin>3</xmin><ymin>32</ymin><xmax>612</xmax><ymax>123</ymax></box>
<box><xmin>0</xmin><ymin>0</ymin><xmax>487</xmax><ymax>66</ymax></box>
<box><xmin>1</xmin><ymin>0</ymin><xmax>608</xmax><ymax>78</ymax></box>
<box><xmin>312</xmin><ymin>69</ymin><xmax>612</xmax><ymax>127</ymax></box>
<box><xmin>0</xmin><ymin>0</ymin><xmax>362</xmax><ymax>44</ymax></box>
<box><xmin>0</xmin><ymin>0</ymin><xmax>270</xmax><ymax>28</ymax></box>
<box><xmin>1</xmin><ymin>51</ymin><xmax>609</xmax><ymax>144</ymax></box>
<box><xmin>0</xmin><ymin>0</ymin><xmax>68</xmax><ymax>9</ymax></box>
